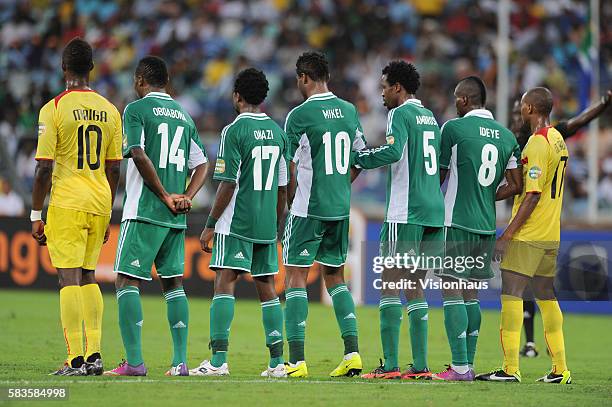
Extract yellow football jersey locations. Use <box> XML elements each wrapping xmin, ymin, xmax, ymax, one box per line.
<box><xmin>35</xmin><ymin>89</ymin><xmax>123</xmax><ymax>216</ymax></box>
<box><xmin>510</xmin><ymin>126</ymin><xmax>569</xmax><ymax>247</ymax></box>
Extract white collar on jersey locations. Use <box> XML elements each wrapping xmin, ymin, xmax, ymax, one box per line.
<box><xmin>464</xmin><ymin>108</ymin><xmax>494</xmax><ymax>120</ymax></box>
<box><xmin>399</xmin><ymin>98</ymin><xmax>423</xmax><ymax>107</ymax></box>
<box><xmin>235</xmin><ymin>112</ymin><xmax>268</xmax><ymax>119</ymax></box>
<box><xmin>306</xmin><ymin>91</ymin><xmax>335</xmax><ymax>101</ymax></box>
<box><xmin>144</xmin><ymin>91</ymin><xmax>172</xmax><ymax>99</ymax></box>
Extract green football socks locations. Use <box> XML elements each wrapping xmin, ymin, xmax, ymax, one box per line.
<box><xmin>328</xmin><ymin>284</ymin><xmax>359</xmax><ymax>354</ymax></box>
<box><xmin>465</xmin><ymin>299</ymin><xmax>481</xmax><ymax>366</ymax></box>
<box><xmin>443</xmin><ymin>296</ymin><xmax>468</xmax><ymax>368</ymax></box>
<box><xmin>209</xmin><ymin>294</ymin><xmax>235</xmax><ymax>367</ymax></box>
<box><xmin>261</xmin><ymin>298</ymin><xmax>284</xmax><ymax>367</ymax></box>
<box><xmin>164</xmin><ymin>287</ymin><xmax>189</xmax><ymax>367</ymax></box>
<box><xmin>407</xmin><ymin>299</ymin><xmax>429</xmax><ymax>371</ymax></box>
<box><xmin>285</xmin><ymin>288</ymin><xmax>308</xmax><ymax>364</ymax></box>
<box><xmin>117</xmin><ymin>286</ymin><xmax>144</xmax><ymax>366</ymax></box>
<box><xmin>379</xmin><ymin>296</ymin><xmax>402</xmax><ymax>370</ymax></box>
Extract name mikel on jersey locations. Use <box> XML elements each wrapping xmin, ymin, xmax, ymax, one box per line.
<box><xmin>479</xmin><ymin>127</ymin><xmax>500</xmax><ymax>139</ymax></box>
<box><xmin>322</xmin><ymin>108</ymin><xmax>344</xmax><ymax>119</ymax></box>
<box><xmin>415</xmin><ymin>115</ymin><xmax>438</xmax><ymax>126</ymax></box>
<box><xmin>152</xmin><ymin>107</ymin><xmax>187</xmax><ymax>121</ymax></box>
<box><xmin>72</xmin><ymin>109</ymin><xmax>108</xmax><ymax>122</ymax></box>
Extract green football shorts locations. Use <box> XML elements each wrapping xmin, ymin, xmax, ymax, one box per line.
<box><xmin>379</xmin><ymin>222</ymin><xmax>444</xmax><ymax>262</ymax></box>
<box><xmin>114</xmin><ymin>219</ymin><xmax>185</xmax><ymax>280</ymax></box>
<box><xmin>210</xmin><ymin>233</ymin><xmax>278</xmax><ymax>276</ymax></box>
<box><xmin>436</xmin><ymin>226</ymin><xmax>495</xmax><ymax>281</ymax></box>
<box><xmin>282</xmin><ymin>214</ymin><xmax>349</xmax><ymax>267</ymax></box>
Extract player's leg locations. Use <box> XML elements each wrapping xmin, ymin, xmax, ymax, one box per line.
<box><xmin>191</xmin><ymin>233</ymin><xmax>244</xmax><ymax>376</ymax></box>
<box><xmin>45</xmin><ymin>206</ymin><xmax>88</xmax><ymax>375</ymax></box>
<box><xmin>79</xmin><ymin>212</ymin><xmax>110</xmax><ymax>375</ymax></box>
<box><xmin>252</xmin><ymin>243</ymin><xmax>286</xmax><ymax>377</ymax></box>
<box><xmin>318</xmin><ymin>219</ymin><xmax>361</xmax><ymax>377</ymax></box>
<box><xmin>403</xmin><ymin>225</ymin><xmax>442</xmax><ymax>379</ymax></box>
<box><xmin>463</xmin><ymin>288</ymin><xmax>480</xmax><ymax>368</ymax></box>
<box><xmin>521</xmin><ymin>295</ymin><xmax>539</xmax><ymax>357</ymax></box>
<box><xmin>156</xmin><ymin>228</ymin><xmax>189</xmax><ymax>376</ymax></box>
<box><xmin>105</xmin><ymin>220</ymin><xmax>159</xmax><ymax>376</ymax></box>
<box><xmin>282</xmin><ymin>214</ymin><xmax>320</xmax><ymax>373</ymax></box>
<box><xmin>533</xmin><ymin>250</ymin><xmax>571</xmax><ymax>384</ymax></box>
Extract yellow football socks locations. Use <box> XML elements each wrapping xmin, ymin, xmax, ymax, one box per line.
<box><xmin>537</xmin><ymin>299</ymin><xmax>568</xmax><ymax>373</ymax></box>
<box><xmin>81</xmin><ymin>283</ymin><xmax>104</xmax><ymax>359</ymax></box>
<box><xmin>59</xmin><ymin>285</ymin><xmax>84</xmax><ymax>364</ymax></box>
<box><xmin>500</xmin><ymin>294</ymin><xmax>522</xmax><ymax>374</ymax></box>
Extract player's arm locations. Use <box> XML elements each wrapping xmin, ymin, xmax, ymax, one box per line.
<box><xmin>31</xmin><ymin>102</ymin><xmax>57</xmax><ymax>245</ymax></box>
<box><xmin>496</xmin><ymin>145</ymin><xmax>523</xmax><ymax>200</ymax></box>
<box><xmin>287</xmin><ymin>161</ymin><xmax>297</xmax><ymax>209</ymax></box>
<box><xmin>439</xmin><ymin>120</ymin><xmax>453</xmax><ymax>184</ymax></box>
<box><xmin>200</xmin><ymin>181</ymin><xmax>236</xmax><ymax>252</ymax></box>
<box><xmin>558</xmin><ymin>89</ymin><xmax>611</xmax><ymax>139</ymax></box>
<box><xmin>277</xmin><ymin>155</ymin><xmax>288</xmax><ymax>226</ymax></box>
<box><xmin>350</xmin><ymin>110</ymin><xmax>367</xmax><ymax>182</ymax></box>
<box><xmin>181</xmin><ymin>129</ymin><xmax>210</xmax><ymax>211</ymax></box>
<box><xmin>284</xmin><ymin>114</ymin><xmax>300</xmax><ymax>208</ymax></box>
<box><xmin>495</xmin><ymin>167</ymin><xmax>523</xmax><ymax>200</ymax></box>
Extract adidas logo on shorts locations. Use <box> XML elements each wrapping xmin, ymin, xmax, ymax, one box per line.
<box><xmin>136</xmin><ymin>320</ymin><xmax>144</xmax><ymax>327</ymax></box>
<box><xmin>131</xmin><ymin>259</ymin><xmax>141</xmax><ymax>267</ymax></box>
<box><xmin>407</xmin><ymin>249</ymin><xmax>417</xmax><ymax>256</ymax></box>
<box><xmin>458</xmin><ymin>331</ymin><xmax>467</xmax><ymax>339</ymax></box>
<box><xmin>299</xmin><ymin>249</ymin><xmax>310</xmax><ymax>256</ymax></box>
<box><xmin>297</xmin><ymin>321</ymin><xmax>306</xmax><ymax>327</ymax></box>
<box><xmin>344</xmin><ymin>313</ymin><xmax>356</xmax><ymax>319</ymax></box>
<box><xmin>268</xmin><ymin>330</ymin><xmax>282</xmax><ymax>337</ymax></box>
<box><xmin>234</xmin><ymin>252</ymin><xmax>245</xmax><ymax>259</ymax></box>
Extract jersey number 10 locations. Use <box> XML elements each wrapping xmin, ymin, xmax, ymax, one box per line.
<box><xmin>77</xmin><ymin>124</ymin><xmax>102</xmax><ymax>170</ymax></box>
<box><xmin>322</xmin><ymin>131</ymin><xmax>350</xmax><ymax>175</ymax></box>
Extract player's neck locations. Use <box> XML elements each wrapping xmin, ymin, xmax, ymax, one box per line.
<box><xmin>397</xmin><ymin>93</ymin><xmax>417</xmax><ymax>106</ymax></box>
<box><xmin>238</xmin><ymin>105</ymin><xmax>261</xmax><ymax>114</ymax></box>
<box><xmin>64</xmin><ymin>76</ymin><xmax>90</xmax><ymax>90</ymax></box>
<box><xmin>305</xmin><ymin>83</ymin><xmax>330</xmax><ymax>99</ymax></box>
<box><xmin>141</xmin><ymin>87</ymin><xmax>167</xmax><ymax>97</ymax></box>
<box><xmin>530</xmin><ymin>116</ymin><xmax>550</xmax><ymax>133</ymax></box>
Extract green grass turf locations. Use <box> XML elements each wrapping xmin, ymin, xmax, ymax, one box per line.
<box><xmin>1</xmin><ymin>289</ymin><xmax>611</xmax><ymax>406</ymax></box>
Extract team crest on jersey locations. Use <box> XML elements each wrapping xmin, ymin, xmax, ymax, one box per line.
<box><xmin>37</xmin><ymin>123</ymin><xmax>45</xmax><ymax>137</ymax></box>
<box><xmin>215</xmin><ymin>159</ymin><xmax>226</xmax><ymax>174</ymax></box>
<box><xmin>386</xmin><ymin>135</ymin><xmax>395</xmax><ymax>145</ymax></box>
<box><xmin>528</xmin><ymin>166</ymin><xmax>542</xmax><ymax>179</ymax></box>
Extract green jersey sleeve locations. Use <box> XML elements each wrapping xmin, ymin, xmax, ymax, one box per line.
<box><xmin>508</xmin><ymin>141</ymin><xmax>521</xmax><ymax>169</ymax></box>
<box><xmin>353</xmin><ymin>109</ymin><xmax>366</xmax><ymax>151</ymax></box>
<box><xmin>214</xmin><ymin>125</ymin><xmax>240</xmax><ymax>183</ymax></box>
<box><xmin>353</xmin><ymin>108</ymin><xmax>407</xmax><ymax>169</ymax></box>
<box><xmin>122</xmin><ymin>103</ymin><xmax>144</xmax><ymax>158</ymax></box>
<box><xmin>284</xmin><ymin>111</ymin><xmax>301</xmax><ymax>161</ymax></box>
<box><xmin>439</xmin><ymin>120</ymin><xmax>456</xmax><ymax>169</ymax></box>
<box><xmin>188</xmin><ymin>127</ymin><xmax>208</xmax><ymax>170</ymax></box>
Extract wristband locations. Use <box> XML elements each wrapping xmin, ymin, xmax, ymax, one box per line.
<box><xmin>30</xmin><ymin>210</ymin><xmax>42</xmax><ymax>222</ymax></box>
<box><xmin>205</xmin><ymin>215</ymin><xmax>218</xmax><ymax>228</ymax></box>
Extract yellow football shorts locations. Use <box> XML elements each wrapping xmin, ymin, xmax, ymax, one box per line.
<box><xmin>500</xmin><ymin>240</ymin><xmax>558</xmax><ymax>278</ymax></box>
<box><xmin>46</xmin><ymin>205</ymin><xmax>111</xmax><ymax>270</ymax></box>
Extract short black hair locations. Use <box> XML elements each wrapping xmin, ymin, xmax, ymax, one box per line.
<box><xmin>135</xmin><ymin>56</ymin><xmax>169</xmax><ymax>88</ymax></box>
<box><xmin>62</xmin><ymin>37</ymin><xmax>93</xmax><ymax>75</ymax></box>
<box><xmin>382</xmin><ymin>61</ymin><xmax>420</xmax><ymax>94</ymax></box>
<box><xmin>457</xmin><ymin>76</ymin><xmax>487</xmax><ymax>106</ymax></box>
<box><xmin>525</xmin><ymin>87</ymin><xmax>553</xmax><ymax>115</ymax></box>
<box><xmin>296</xmin><ymin>51</ymin><xmax>329</xmax><ymax>82</ymax></box>
<box><xmin>234</xmin><ymin>68</ymin><xmax>269</xmax><ymax>106</ymax></box>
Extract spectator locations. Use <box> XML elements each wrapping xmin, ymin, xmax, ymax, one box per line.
<box><xmin>0</xmin><ymin>177</ymin><xmax>25</xmax><ymax>217</ymax></box>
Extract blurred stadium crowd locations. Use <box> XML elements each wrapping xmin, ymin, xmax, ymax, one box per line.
<box><xmin>0</xmin><ymin>0</ymin><xmax>610</xmax><ymax>218</ymax></box>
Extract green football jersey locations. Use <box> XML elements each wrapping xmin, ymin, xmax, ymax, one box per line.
<box><xmin>122</xmin><ymin>92</ymin><xmax>207</xmax><ymax>229</ymax></box>
<box><xmin>213</xmin><ymin>112</ymin><xmax>288</xmax><ymax>243</ymax></box>
<box><xmin>440</xmin><ymin>109</ymin><xmax>521</xmax><ymax>234</ymax></box>
<box><xmin>354</xmin><ymin>99</ymin><xmax>444</xmax><ymax>226</ymax></box>
<box><xmin>285</xmin><ymin>92</ymin><xmax>366</xmax><ymax>220</ymax></box>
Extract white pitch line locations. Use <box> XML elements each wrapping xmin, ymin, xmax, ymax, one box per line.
<box><xmin>0</xmin><ymin>379</ymin><xmax>460</xmax><ymax>386</ymax></box>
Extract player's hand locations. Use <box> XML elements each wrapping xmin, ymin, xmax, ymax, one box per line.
<box><xmin>494</xmin><ymin>235</ymin><xmax>511</xmax><ymax>262</ymax></box>
<box><xmin>200</xmin><ymin>227</ymin><xmax>214</xmax><ymax>253</ymax></box>
<box><xmin>171</xmin><ymin>194</ymin><xmax>192</xmax><ymax>214</ymax></box>
<box><xmin>103</xmin><ymin>224</ymin><xmax>111</xmax><ymax>244</ymax></box>
<box><xmin>31</xmin><ymin>220</ymin><xmax>47</xmax><ymax>246</ymax></box>
<box><xmin>162</xmin><ymin>194</ymin><xmax>178</xmax><ymax>214</ymax></box>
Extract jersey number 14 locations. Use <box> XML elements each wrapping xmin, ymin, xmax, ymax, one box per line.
<box><xmin>158</xmin><ymin>123</ymin><xmax>185</xmax><ymax>172</ymax></box>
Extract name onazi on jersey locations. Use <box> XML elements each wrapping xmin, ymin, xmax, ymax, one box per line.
<box><xmin>254</xmin><ymin>129</ymin><xmax>274</xmax><ymax>140</ymax></box>
<box><xmin>152</xmin><ymin>107</ymin><xmax>187</xmax><ymax>121</ymax></box>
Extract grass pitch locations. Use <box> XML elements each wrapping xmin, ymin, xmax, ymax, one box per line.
<box><xmin>1</xmin><ymin>289</ymin><xmax>611</xmax><ymax>406</ymax></box>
